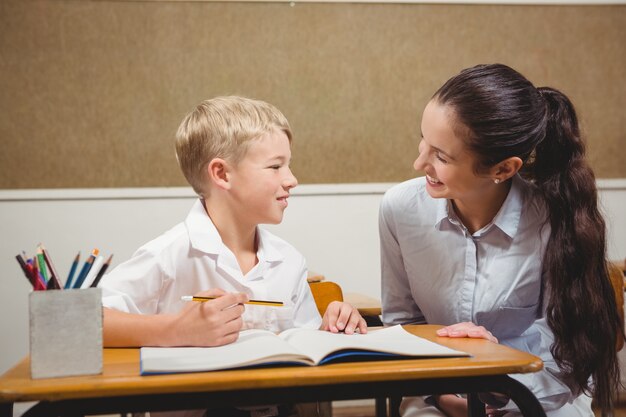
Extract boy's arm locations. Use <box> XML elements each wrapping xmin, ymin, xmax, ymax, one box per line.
<box><xmin>103</xmin><ymin>290</ymin><xmax>248</xmax><ymax>347</ymax></box>
<box><xmin>320</xmin><ymin>301</ymin><xmax>367</xmax><ymax>334</ymax></box>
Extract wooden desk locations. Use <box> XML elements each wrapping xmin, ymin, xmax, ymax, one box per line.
<box><xmin>344</xmin><ymin>292</ymin><xmax>382</xmax><ymax>317</ymax></box>
<box><xmin>0</xmin><ymin>325</ymin><xmax>545</xmax><ymax>417</ymax></box>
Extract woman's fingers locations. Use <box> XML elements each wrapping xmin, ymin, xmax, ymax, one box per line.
<box><xmin>436</xmin><ymin>322</ymin><xmax>498</xmax><ymax>343</ymax></box>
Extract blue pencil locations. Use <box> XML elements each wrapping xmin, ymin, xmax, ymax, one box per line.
<box><xmin>73</xmin><ymin>249</ymin><xmax>99</xmax><ymax>289</ymax></box>
<box><xmin>64</xmin><ymin>252</ymin><xmax>80</xmax><ymax>289</ymax></box>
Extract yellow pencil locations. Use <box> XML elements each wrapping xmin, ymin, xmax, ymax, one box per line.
<box><xmin>180</xmin><ymin>295</ymin><xmax>283</xmax><ymax>307</ymax></box>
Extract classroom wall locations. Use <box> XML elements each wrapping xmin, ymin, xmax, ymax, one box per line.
<box><xmin>1</xmin><ymin>182</ymin><xmax>625</xmax><ymax>375</ymax></box>
<box><xmin>0</xmin><ymin>1</ymin><xmax>625</xmax><ymax>189</ymax></box>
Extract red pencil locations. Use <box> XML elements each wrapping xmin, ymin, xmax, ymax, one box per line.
<box><xmin>25</xmin><ymin>258</ymin><xmax>46</xmax><ymax>291</ymax></box>
<box><xmin>15</xmin><ymin>254</ymin><xmax>37</xmax><ymax>289</ymax></box>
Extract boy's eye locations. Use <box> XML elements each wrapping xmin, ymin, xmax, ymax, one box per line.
<box><xmin>435</xmin><ymin>153</ymin><xmax>448</xmax><ymax>164</ymax></box>
<box><xmin>268</xmin><ymin>165</ymin><xmax>281</xmax><ymax>170</ymax></box>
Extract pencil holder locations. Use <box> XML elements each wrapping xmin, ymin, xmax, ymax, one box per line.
<box><xmin>29</xmin><ymin>288</ymin><xmax>103</xmax><ymax>379</ymax></box>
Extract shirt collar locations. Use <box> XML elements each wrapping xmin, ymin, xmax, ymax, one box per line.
<box><xmin>256</xmin><ymin>228</ymin><xmax>285</xmax><ymax>263</ymax></box>
<box><xmin>186</xmin><ymin>199</ymin><xmax>223</xmax><ymax>254</ymax></box>
<box><xmin>434</xmin><ymin>198</ymin><xmax>450</xmax><ymax>229</ymax></box>
<box><xmin>490</xmin><ymin>175</ymin><xmax>524</xmax><ymax>239</ymax></box>
<box><xmin>433</xmin><ymin>175</ymin><xmax>525</xmax><ymax>239</ymax></box>
<box><xmin>185</xmin><ymin>199</ymin><xmax>284</xmax><ymax>263</ymax></box>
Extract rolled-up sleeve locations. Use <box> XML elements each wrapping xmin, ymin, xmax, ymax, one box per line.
<box><xmin>100</xmin><ymin>246</ymin><xmax>166</xmax><ymax>315</ymax></box>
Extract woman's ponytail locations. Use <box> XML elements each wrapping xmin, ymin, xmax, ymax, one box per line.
<box><xmin>527</xmin><ymin>86</ymin><xmax>622</xmax><ymax>410</ymax></box>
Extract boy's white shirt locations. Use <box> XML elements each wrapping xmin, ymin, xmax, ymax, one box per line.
<box><xmin>100</xmin><ymin>199</ymin><xmax>322</xmax><ymax>332</ymax></box>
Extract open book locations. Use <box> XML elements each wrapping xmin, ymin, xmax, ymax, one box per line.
<box><xmin>140</xmin><ymin>325</ymin><xmax>469</xmax><ymax>375</ymax></box>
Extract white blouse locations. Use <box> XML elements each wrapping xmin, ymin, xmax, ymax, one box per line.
<box><xmin>380</xmin><ymin>175</ymin><xmax>582</xmax><ymax>413</ymax></box>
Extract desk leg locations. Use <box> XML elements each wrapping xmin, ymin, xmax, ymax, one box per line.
<box><xmin>497</xmin><ymin>375</ymin><xmax>546</xmax><ymax>417</ymax></box>
<box><xmin>389</xmin><ymin>396</ymin><xmax>401</xmax><ymax>417</ymax></box>
<box><xmin>467</xmin><ymin>393</ymin><xmax>485</xmax><ymax>417</ymax></box>
<box><xmin>0</xmin><ymin>403</ymin><xmax>13</xmax><ymax>417</ymax></box>
<box><xmin>375</xmin><ymin>397</ymin><xmax>387</xmax><ymax>417</ymax></box>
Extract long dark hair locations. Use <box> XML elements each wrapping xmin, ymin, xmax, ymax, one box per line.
<box><xmin>433</xmin><ymin>63</ymin><xmax>622</xmax><ymax>409</ymax></box>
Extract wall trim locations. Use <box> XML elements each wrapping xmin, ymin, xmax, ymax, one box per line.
<box><xmin>597</xmin><ymin>179</ymin><xmax>626</xmax><ymax>190</ymax></box>
<box><xmin>143</xmin><ymin>0</ymin><xmax>626</xmax><ymax>5</ymax></box>
<box><xmin>1</xmin><ymin>179</ymin><xmax>625</xmax><ymax>202</ymax></box>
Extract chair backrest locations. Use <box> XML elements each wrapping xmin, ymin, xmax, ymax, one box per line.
<box><xmin>309</xmin><ymin>281</ymin><xmax>344</xmax><ymax>316</ymax></box>
<box><xmin>608</xmin><ymin>262</ymin><xmax>625</xmax><ymax>351</ymax></box>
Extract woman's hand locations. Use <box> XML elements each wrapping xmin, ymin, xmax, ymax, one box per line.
<box><xmin>320</xmin><ymin>301</ymin><xmax>368</xmax><ymax>334</ymax></box>
<box><xmin>436</xmin><ymin>321</ymin><xmax>498</xmax><ymax>343</ymax></box>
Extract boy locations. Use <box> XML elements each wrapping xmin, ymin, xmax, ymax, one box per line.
<box><xmin>100</xmin><ymin>96</ymin><xmax>366</xmax><ymax>416</ymax></box>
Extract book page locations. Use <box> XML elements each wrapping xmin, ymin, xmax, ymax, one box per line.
<box><xmin>279</xmin><ymin>325</ymin><xmax>469</xmax><ymax>365</ymax></box>
<box><xmin>141</xmin><ymin>329</ymin><xmax>313</xmax><ymax>374</ymax></box>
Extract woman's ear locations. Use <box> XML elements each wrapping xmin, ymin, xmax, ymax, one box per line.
<box><xmin>207</xmin><ymin>158</ymin><xmax>232</xmax><ymax>190</ymax></box>
<box><xmin>491</xmin><ymin>156</ymin><xmax>523</xmax><ymax>183</ymax></box>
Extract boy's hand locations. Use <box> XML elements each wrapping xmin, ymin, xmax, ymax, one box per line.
<box><xmin>436</xmin><ymin>322</ymin><xmax>498</xmax><ymax>343</ymax></box>
<box><xmin>320</xmin><ymin>301</ymin><xmax>367</xmax><ymax>334</ymax></box>
<box><xmin>173</xmin><ymin>288</ymin><xmax>248</xmax><ymax>346</ymax></box>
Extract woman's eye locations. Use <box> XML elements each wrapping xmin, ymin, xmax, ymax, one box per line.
<box><xmin>436</xmin><ymin>154</ymin><xmax>448</xmax><ymax>164</ymax></box>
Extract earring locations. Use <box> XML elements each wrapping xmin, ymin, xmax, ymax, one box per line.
<box><xmin>494</xmin><ymin>179</ymin><xmax>500</xmax><ymax>184</ymax></box>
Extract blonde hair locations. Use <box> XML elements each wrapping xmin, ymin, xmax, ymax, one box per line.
<box><xmin>175</xmin><ymin>96</ymin><xmax>292</xmax><ymax>197</ymax></box>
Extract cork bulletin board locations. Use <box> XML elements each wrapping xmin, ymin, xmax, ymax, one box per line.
<box><xmin>1</xmin><ymin>1</ymin><xmax>624</xmax><ymax>189</ymax></box>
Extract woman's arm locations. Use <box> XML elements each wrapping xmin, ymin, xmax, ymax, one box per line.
<box><xmin>379</xmin><ymin>195</ymin><xmax>425</xmax><ymax>325</ymax></box>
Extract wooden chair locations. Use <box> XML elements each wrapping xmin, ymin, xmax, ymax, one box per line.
<box><xmin>609</xmin><ymin>262</ymin><xmax>624</xmax><ymax>351</ymax></box>
<box><xmin>602</xmin><ymin>262</ymin><xmax>625</xmax><ymax>417</ymax></box>
<box><xmin>309</xmin><ymin>281</ymin><xmax>344</xmax><ymax>316</ymax></box>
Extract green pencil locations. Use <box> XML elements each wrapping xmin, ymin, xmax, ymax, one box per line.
<box><xmin>36</xmin><ymin>247</ymin><xmax>49</xmax><ymax>284</ymax></box>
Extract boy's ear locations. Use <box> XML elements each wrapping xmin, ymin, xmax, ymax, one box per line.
<box><xmin>491</xmin><ymin>156</ymin><xmax>523</xmax><ymax>182</ymax></box>
<box><xmin>207</xmin><ymin>158</ymin><xmax>232</xmax><ymax>190</ymax></box>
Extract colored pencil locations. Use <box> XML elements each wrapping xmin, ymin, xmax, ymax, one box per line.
<box><xmin>80</xmin><ymin>255</ymin><xmax>103</xmax><ymax>289</ymax></box>
<box><xmin>36</xmin><ymin>248</ymin><xmax>49</xmax><ymax>284</ymax></box>
<box><xmin>28</xmin><ymin>258</ymin><xmax>47</xmax><ymax>291</ymax></box>
<box><xmin>15</xmin><ymin>254</ymin><xmax>45</xmax><ymax>290</ymax></box>
<box><xmin>40</xmin><ymin>244</ymin><xmax>61</xmax><ymax>290</ymax></box>
<box><xmin>15</xmin><ymin>254</ymin><xmax>32</xmax><ymax>285</ymax></box>
<box><xmin>90</xmin><ymin>254</ymin><xmax>113</xmax><ymax>288</ymax></box>
<box><xmin>64</xmin><ymin>252</ymin><xmax>80</xmax><ymax>289</ymax></box>
<box><xmin>72</xmin><ymin>248</ymin><xmax>99</xmax><ymax>289</ymax></box>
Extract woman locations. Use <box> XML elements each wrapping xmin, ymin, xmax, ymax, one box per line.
<box><xmin>379</xmin><ymin>64</ymin><xmax>622</xmax><ymax>417</ymax></box>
